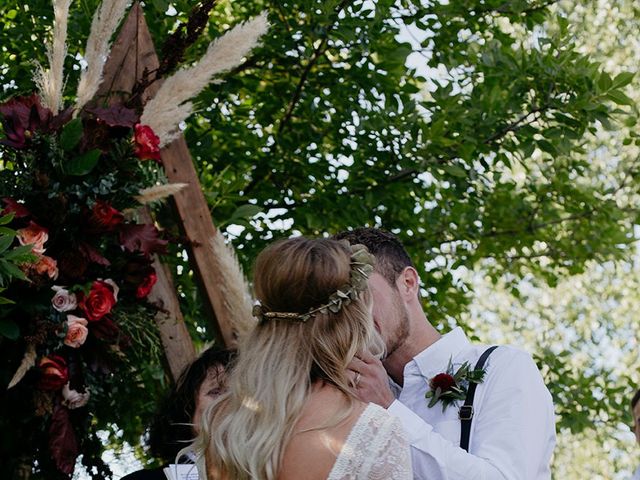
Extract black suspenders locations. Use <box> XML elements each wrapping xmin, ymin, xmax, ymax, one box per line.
<box><xmin>459</xmin><ymin>345</ymin><xmax>499</xmax><ymax>452</ymax></box>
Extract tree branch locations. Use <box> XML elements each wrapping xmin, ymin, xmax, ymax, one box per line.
<box><xmin>481</xmin><ymin>210</ymin><xmax>594</xmax><ymax>239</ymax></box>
<box><xmin>277</xmin><ymin>0</ymin><xmax>356</xmax><ymax>135</ymax></box>
<box><xmin>477</xmin><ymin>0</ymin><xmax>560</xmax><ymax>15</ymax></box>
<box><xmin>484</xmin><ymin>105</ymin><xmax>548</xmax><ymax>144</ymax></box>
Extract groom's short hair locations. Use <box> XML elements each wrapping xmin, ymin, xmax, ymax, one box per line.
<box><xmin>632</xmin><ymin>388</ymin><xmax>640</xmax><ymax>410</ymax></box>
<box><xmin>334</xmin><ymin>228</ymin><xmax>414</xmax><ymax>286</ymax></box>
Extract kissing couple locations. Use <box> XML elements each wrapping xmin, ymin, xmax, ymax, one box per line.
<box><xmin>195</xmin><ymin>228</ymin><xmax>556</xmax><ymax>480</ymax></box>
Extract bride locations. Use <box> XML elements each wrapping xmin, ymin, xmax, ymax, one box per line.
<box><xmin>196</xmin><ymin>237</ymin><xmax>412</xmax><ymax>479</ymax></box>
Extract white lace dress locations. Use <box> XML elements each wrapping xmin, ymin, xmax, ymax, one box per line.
<box><xmin>327</xmin><ymin>403</ymin><xmax>412</xmax><ymax>479</ymax></box>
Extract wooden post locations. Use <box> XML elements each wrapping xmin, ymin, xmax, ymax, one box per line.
<box><xmin>96</xmin><ymin>4</ymin><xmax>198</xmax><ymax>380</ymax></box>
<box><xmin>97</xmin><ymin>2</ymin><xmax>238</xmax><ymax>374</ymax></box>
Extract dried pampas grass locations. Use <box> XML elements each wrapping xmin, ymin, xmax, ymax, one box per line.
<box><xmin>134</xmin><ymin>183</ymin><xmax>188</xmax><ymax>205</ymax></box>
<box><xmin>75</xmin><ymin>0</ymin><xmax>129</xmax><ymax>112</ymax></box>
<box><xmin>141</xmin><ymin>12</ymin><xmax>269</xmax><ymax>147</ymax></box>
<box><xmin>33</xmin><ymin>0</ymin><xmax>72</xmax><ymax>113</ymax></box>
<box><xmin>209</xmin><ymin>232</ymin><xmax>256</xmax><ymax>340</ymax></box>
<box><xmin>7</xmin><ymin>344</ymin><xmax>36</xmax><ymax>389</ymax></box>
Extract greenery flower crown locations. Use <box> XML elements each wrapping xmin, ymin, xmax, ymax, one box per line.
<box><xmin>252</xmin><ymin>243</ymin><xmax>375</xmax><ymax>323</ymax></box>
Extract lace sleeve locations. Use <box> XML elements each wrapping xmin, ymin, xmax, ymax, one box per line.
<box><xmin>328</xmin><ymin>404</ymin><xmax>412</xmax><ymax>479</ymax></box>
<box><xmin>367</xmin><ymin>413</ymin><xmax>412</xmax><ymax>479</ymax></box>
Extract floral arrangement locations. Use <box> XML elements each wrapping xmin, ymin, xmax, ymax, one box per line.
<box><xmin>0</xmin><ymin>92</ymin><xmax>169</xmax><ymax>476</ymax></box>
<box><xmin>425</xmin><ymin>359</ymin><xmax>487</xmax><ymax>412</ymax></box>
<box><xmin>0</xmin><ymin>1</ymin><xmax>267</xmax><ymax>478</ymax></box>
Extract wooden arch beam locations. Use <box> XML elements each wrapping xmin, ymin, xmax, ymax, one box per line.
<box><xmin>96</xmin><ymin>2</ymin><xmax>236</xmax><ymax>378</ymax></box>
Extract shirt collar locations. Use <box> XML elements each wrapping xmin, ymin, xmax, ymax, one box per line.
<box><xmin>408</xmin><ymin>327</ymin><xmax>471</xmax><ymax>379</ymax></box>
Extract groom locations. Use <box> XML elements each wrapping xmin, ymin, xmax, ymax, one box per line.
<box><xmin>336</xmin><ymin>228</ymin><xmax>556</xmax><ymax>479</ymax></box>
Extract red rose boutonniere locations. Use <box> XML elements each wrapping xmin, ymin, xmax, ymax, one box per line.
<box><xmin>425</xmin><ymin>359</ymin><xmax>487</xmax><ymax>412</ymax></box>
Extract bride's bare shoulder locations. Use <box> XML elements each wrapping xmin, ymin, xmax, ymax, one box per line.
<box><xmin>278</xmin><ymin>384</ymin><xmax>367</xmax><ymax>480</ymax></box>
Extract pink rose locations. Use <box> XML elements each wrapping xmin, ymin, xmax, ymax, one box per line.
<box><xmin>64</xmin><ymin>315</ymin><xmax>88</xmax><ymax>348</ymax></box>
<box><xmin>61</xmin><ymin>383</ymin><xmax>90</xmax><ymax>409</ymax></box>
<box><xmin>17</xmin><ymin>221</ymin><xmax>48</xmax><ymax>254</ymax></box>
<box><xmin>33</xmin><ymin>255</ymin><xmax>58</xmax><ymax>279</ymax></box>
<box><xmin>133</xmin><ymin>124</ymin><xmax>161</xmax><ymax>162</ymax></box>
<box><xmin>51</xmin><ymin>286</ymin><xmax>77</xmax><ymax>312</ymax></box>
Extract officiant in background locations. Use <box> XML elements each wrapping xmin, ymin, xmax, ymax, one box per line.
<box><xmin>122</xmin><ymin>348</ymin><xmax>234</xmax><ymax>480</ymax></box>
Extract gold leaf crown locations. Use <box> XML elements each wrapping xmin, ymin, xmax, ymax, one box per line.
<box><xmin>252</xmin><ymin>243</ymin><xmax>375</xmax><ymax>323</ymax></box>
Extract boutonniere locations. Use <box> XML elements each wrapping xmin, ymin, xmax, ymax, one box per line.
<box><xmin>425</xmin><ymin>359</ymin><xmax>487</xmax><ymax>412</ymax></box>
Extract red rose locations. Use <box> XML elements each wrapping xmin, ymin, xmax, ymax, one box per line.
<box><xmin>90</xmin><ymin>200</ymin><xmax>123</xmax><ymax>231</ymax></box>
<box><xmin>79</xmin><ymin>280</ymin><xmax>117</xmax><ymax>321</ymax></box>
<box><xmin>38</xmin><ymin>355</ymin><xmax>69</xmax><ymax>391</ymax></box>
<box><xmin>430</xmin><ymin>373</ymin><xmax>456</xmax><ymax>392</ymax></box>
<box><xmin>136</xmin><ymin>270</ymin><xmax>157</xmax><ymax>298</ymax></box>
<box><xmin>133</xmin><ymin>124</ymin><xmax>161</xmax><ymax>162</ymax></box>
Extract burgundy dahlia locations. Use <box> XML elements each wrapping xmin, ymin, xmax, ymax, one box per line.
<box><xmin>430</xmin><ymin>373</ymin><xmax>456</xmax><ymax>392</ymax></box>
<box><xmin>0</xmin><ymin>94</ymin><xmax>52</xmax><ymax>148</ymax></box>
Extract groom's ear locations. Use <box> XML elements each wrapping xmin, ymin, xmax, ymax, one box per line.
<box><xmin>395</xmin><ymin>266</ymin><xmax>420</xmax><ymax>300</ymax></box>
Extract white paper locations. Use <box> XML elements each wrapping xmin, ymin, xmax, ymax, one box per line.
<box><xmin>163</xmin><ymin>464</ymin><xmax>199</xmax><ymax>480</ymax></box>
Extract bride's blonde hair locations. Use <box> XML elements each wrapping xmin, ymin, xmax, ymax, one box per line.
<box><xmin>197</xmin><ymin>237</ymin><xmax>384</xmax><ymax>480</ymax></box>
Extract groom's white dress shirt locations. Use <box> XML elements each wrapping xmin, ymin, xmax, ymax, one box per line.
<box><xmin>388</xmin><ymin>327</ymin><xmax>556</xmax><ymax>480</ymax></box>
<box><xmin>632</xmin><ymin>465</ymin><xmax>640</xmax><ymax>480</ymax></box>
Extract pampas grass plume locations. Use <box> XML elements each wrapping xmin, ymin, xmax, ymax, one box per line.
<box><xmin>33</xmin><ymin>0</ymin><xmax>72</xmax><ymax>113</ymax></box>
<box><xmin>134</xmin><ymin>183</ymin><xmax>188</xmax><ymax>205</ymax></box>
<box><xmin>7</xmin><ymin>344</ymin><xmax>36</xmax><ymax>389</ymax></box>
<box><xmin>141</xmin><ymin>12</ymin><xmax>269</xmax><ymax>147</ymax></box>
<box><xmin>209</xmin><ymin>233</ymin><xmax>256</xmax><ymax>340</ymax></box>
<box><xmin>75</xmin><ymin>0</ymin><xmax>129</xmax><ymax>112</ymax></box>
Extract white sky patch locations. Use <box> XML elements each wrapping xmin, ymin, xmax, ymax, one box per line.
<box><xmin>165</xmin><ymin>4</ymin><xmax>178</xmax><ymax>16</ymax></box>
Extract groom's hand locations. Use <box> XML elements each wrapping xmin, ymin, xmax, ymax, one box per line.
<box><xmin>348</xmin><ymin>351</ymin><xmax>395</xmax><ymax>408</ymax></box>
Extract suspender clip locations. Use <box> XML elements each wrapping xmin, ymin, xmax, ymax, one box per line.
<box><xmin>459</xmin><ymin>405</ymin><xmax>474</xmax><ymax>421</ymax></box>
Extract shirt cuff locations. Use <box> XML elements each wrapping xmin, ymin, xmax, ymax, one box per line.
<box><xmin>388</xmin><ymin>399</ymin><xmax>433</xmax><ymax>444</ymax></box>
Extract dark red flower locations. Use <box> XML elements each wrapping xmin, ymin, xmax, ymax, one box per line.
<box><xmin>85</xmin><ymin>105</ymin><xmax>139</xmax><ymax>128</ymax></box>
<box><xmin>136</xmin><ymin>269</ymin><xmax>157</xmax><ymax>298</ymax></box>
<box><xmin>49</xmin><ymin>404</ymin><xmax>79</xmax><ymax>475</ymax></box>
<box><xmin>57</xmin><ymin>250</ymin><xmax>89</xmax><ymax>279</ymax></box>
<box><xmin>119</xmin><ymin>223</ymin><xmax>168</xmax><ymax>256</ymax></box>
<box><xmin>0</xmin><ymin>94</ymin><xmax>52</xmax><ymax>148</ymax></box>
<box><xmin>133</xmin><ymin>124</ymin><xmax>161</xmax><ymax>162</ymax></box>
<box><xmin>79</xmin><ymin>280</ymin><xmax>117</xmax><ymax>321</ymax></box>
<box><xmin>90</xmin><ymin>316</ymin><xmax>131</xmax><ymax>349</ymax></box>
<box><xmin>90</xmin><ymin>200</ymin><xmax>123</xmax><ymax>231</ymax></box>
<box><xmin>38</xmin><ymin>355</ymin><xmax>69</xmax><ymax>391</ymax></box>
<box><xmin>1</xmin><ymin>198</ymin><xmax>30</xmax><ymax>218</ymax></box>
<box><xmin>90</xmin><ymin>316</ymin><xmax>121</xmax><ymax>343</ymax></box>
<box><xmin>430</xmin><ymin>373</ymin><xmax>456</xmax><ymax>392</ymax></box>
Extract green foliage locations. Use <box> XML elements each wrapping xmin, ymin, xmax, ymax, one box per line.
<box><xmin>0</xmin><ymin>213</ymin><xmax>37</xmax><ymax>301</ymax></box>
